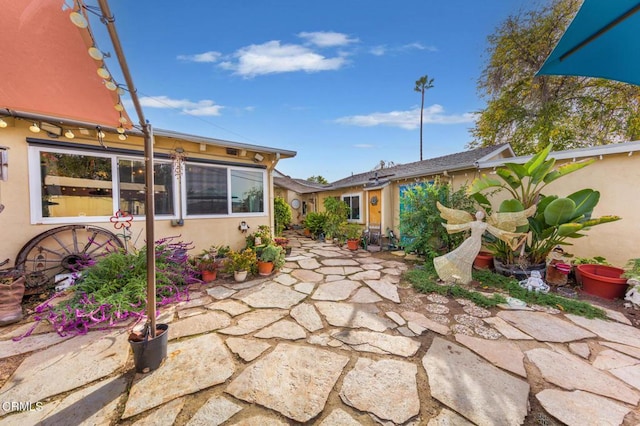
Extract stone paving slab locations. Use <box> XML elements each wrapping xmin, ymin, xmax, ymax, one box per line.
<box><xmin>600</xmin><ymin>341</ymin><xmax>640</xmax><ymax>359</ymax></box>
<box><xmin>186</xmin><ymin>395</ymin><xmax>242</xmax><ymax>426</ymax></box>
<box><xmin>122</xmin><ymin>333</ymin><xmax>235</xmax><ymax>419</ymax></box>
<box><xmin>311</xmin><ymin>280</ymin><xmax>361</xmax><ymax>301</ymax></box>
<box><xmin>566</xmin><ymin>314</ymin><xmax>640</xmax><ymax>348</ymax></box>
<box><xmin>169</xmin><ymin>311</ymin><xmax>232</xmax><ymax>340</ymax></box>
<box><xmin>218</xmin><ymin>309</ymin><xmax>288</xmax><ymax>335</ymax></box>
<box><xmin>290</xmin><ymin>303</ymin><xmax>324</xmax><ymax>332</ymax></box>
<box><xmin>206</xmin><ymin>286</ymin><xmax>237</xmax><ymax>299</ymax></box>
<box><xmin>402</xmin><ymin>311</ymin><xmax>450</xmax><ymax>335</ymax></box>
<box><xmin>225</xmin><ymin>337</ymin><xmax>271</xmax><ymax>362</ymax></box>
<box><xmin>206</xmin><ymin>299</ymin><xmax>251</xmax><ymax>316</ymax></box>
<box><xmin>454</xmin><ymin>333</ymin><xmax>526</xmax><ymax>377</ymax></box>
<box><xmin>609</xmin><ymin>364</ymin><xmax>640</xmax><ymax>391</ymax></box>
<box><xmin>318</xmin><ymin>408</ymin><xmax>362</xmax><ymax>425</ymax></box>
<box><xmin>0</xmin><ymin>330</ymin><xmax>129</xmax><ymax>416</ymax></box>
<box><xmin>226</xmin><ymin>343</ymin><xmax>349</xmax><ymax>423</ymax></box>
<box><xmin>254</xmin><ymin>319</ymin><xmax>307</xmax><ymax>340</ymax></box>
<box><xmin>592</xmin><ymin>349</ymin><xmax>639</xmax><ymax>370</ymax></box>
<box><xmin>497</xmin><ymin>311</ymin><xmax>596</xmax><ymax>342</ymax></box>
<box><xmin>332</xmin><ymin>330</ymin><xmax>421</xmax><ymax>357</ymax></box>
<box><xmin>423</xmin><ymin>337</ymin><xmax>529</xmax><ymax>426</ymax></box>
<box><xmin>364</xmin><ymin>278</ymin><xmax>400</xmax><ymax>303</ymax></box>
<box><xmin>235</xmin><ymin>282</ymin><xmax>307</xmax><ymax>309</ymax></box>
<box><xmin>340</xmin><ymin>357</ymin><xmax>419</xmax><ymax>424</ymax></box>
<box><xmin>536</xmin><ymin>389</ymin><xmax>631</xmax><ymax>426</ymax></box>
<box><xmin>482</xmin><ymin>316</ymin><xmax>533</xmax><ymax>340</ymax></box>
<box><xmin>349</xmin><ymin>287</ymin><xmax>383</xmax><ymax>303</ymax></box>
<box><xmin>0</xmin><ymin>331</ymin><xmax>72</xmax><ymax>359</ymax></box>
<box><xmin>315</xmin><ymin>301</ymin><xmax>395</xmax><ymax>332</ymax></box>
<box><xmin>132</xmin><ymin>397</ymin><xmax>185</xmax><ymax>426</ymax></box>
<box><xmin>526</xmin><ymin>347</ymin><xmax>640</xmax><ymax>405</ymax></box>
<box><xmin>427</xmin><ymin>408</ymin><xmax>474</xmax><ymax>426</ymax></box>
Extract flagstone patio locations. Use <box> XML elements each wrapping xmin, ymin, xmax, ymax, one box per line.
<box><xmin>1</xmin><ymin>232</ymin><xmax>640</xmax><ymax>425</ymax></box>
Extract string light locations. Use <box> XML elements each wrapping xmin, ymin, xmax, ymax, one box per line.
<box><xmin>29</xmin><ymin>122</ymin><xmax>41</xmax><ymax>133</ymax></box>
<box><xmin>0</xmin><ymin>118</ymin><xmax>7</xmax><ymax>128</ymax></box>
<box><xmin>97</xmin><ymin>68</ymin><xmax>111</xmax><ymax>79</ymax></box>
<box><xmin>88</xmin><ymin>47</ymin><xmax>104</xmax><ymax>60</ymax></box>
<box><xmin>117</xmin><ymin>126</ymin><xmax>125</xmax><ymax>134</ymax></box>
<box><xmin>64</xmin><ymin>130</ymin><xmax>75</xmax><ymax>139</ymax></box>
<box><xmin>69</xmin><ymin>11</ymin><xmax>88</xmax><ymax>28</ymax></box>
<box><xmin>118</xmin><ymin>133</ymin><xmax>127</xmax><ymax>141</ymax></box>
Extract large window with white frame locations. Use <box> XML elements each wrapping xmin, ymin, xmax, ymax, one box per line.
<box><xmin>29</xmin><ymin>145</ymin><xmax>267</xmax><ymax>223</ymax></box>
<box><xmin>342</xmin><ymin>193</ymin><xmax>361</xmax><ymax>222</ymax></box>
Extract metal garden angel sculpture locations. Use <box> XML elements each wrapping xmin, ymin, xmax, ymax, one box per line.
<box><xmin>433</xmin><ymin>202</ymin><xmax>536</xmax><ymax>284</ymax></box>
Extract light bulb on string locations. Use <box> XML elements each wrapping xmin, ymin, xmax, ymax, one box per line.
<box><xmin>104</xmin><ymin>81</ymin><xmax>117</xmax><ymax>91</ymax></box>
<box><xmin>114</xmin><ymin>103</ymin><xmax>124</xmax><ymax>112</ymax></box>
<box><xmin>65</xmin><ymin>130</ymin><xmax>75</xmax><ymax>139</ymax></box>
<box><xmin>118</xmin><ymin>133</ymin><xmax>127</xmax><ymax>141</ymax></box>
<box><xmin>29</xmin><ymin>123</ymin><xmax>41</xmax><ymax>133</ymax></box>
<box><xmin>88</xmin><ymin>47</ymin><xmax>103</xmax><ymax>61</ymax></box>
<box><xmin>117</xmin><ymin>126</ymin><xmax>125</xmax><ymax>134</ymax></box>
<box><xmin>97</xmin><ymin>68</ymin><xmax>110</xmax><ymax>79</ymax></box>
<box><xmin>0</xmin><ymin>118</ymin><xmax>7</xmax><ymax>128</ymax></box>
<box><xmin>69</xmin><ymin>11</ymin><xmax>88</xmax><ymax>28</ymax></box>
<box><xmin>119</xmin><ymin>116</ymin><xmax>128</xmax><ymax>124</ymax></box>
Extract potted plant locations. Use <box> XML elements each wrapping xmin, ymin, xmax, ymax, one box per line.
<box><xmin>195</xmin><ymin>250</ymin><xmax>220</xmax><ymax>283</ymax></box>
<box><xmin>571</xmin><ymin>256</ymin><xmax>610</xmax><ymax>285</ymax></box>
<box><xmin>342</xmin><ymin>223</ymin><xmax>362</xmax><ymax>251</ymax></box>
<box><xmin>274</xmin><ymin>237</ymin><xmax>291</xmax><ymax>255</ymax></box>
<box><xmin>577</xmin><ymin>263</ymin><xmax>627</xmax><ymax>300</ymax></box>
<box><xmin>224</xmin><ymin>248</ymin><xmax>257</xmax><ymax>282</ymax></box>
<box><xmin>468</xmin><ymin>143</ymin><xmax>620</xmax><ymax>280</ymax></box>
<box><xmin>246</xmin><ymin>225</ymin><xmax>273</xmax><ymax>250</ymax></box>
<box><xmin>304</xmin><ymin>212</ymin><xmax>327</xmax><ymax>239</ymax></box>
<box><xmin>257</xmin><ymin>244</ymin><xmax>285</xmax><ymax>276</ymax></box>
<box><xmin>623</xmin><ymin>258</ymin><xmax>640</xmax><ymax>283</ymax></box>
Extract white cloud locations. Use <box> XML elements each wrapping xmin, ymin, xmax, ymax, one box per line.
<box><xmin>220</xmin><ymin>40</ymin><xmax>347</xmax><ymax>77</ymax></box>
<box><xmin>400</xmin><ymin>42</ymin><xmax>438</xmax><ymax>52</ymax></box>
<box><xmin>370</xmin><ymin>45</ymin><xmax>387</xmax><ymax>56</ymax></box>
<box><xmin>370</xmin><ymin>42</ymin><xmax>437</xmax><ymax>56</ymax></box>
<box><xmin>138</xmin><ymin>96</ymin><xmax>224</xmax><ymax>116</ymax></box>
<box><xmin>354</xmin><ymin>143</ymin><xmax>374</xmax><ymax>148</ymax></box>
<box><xmin>297</xmin><ymin>31</ymin><xmax>359</xmax><ymax>47</ymax></box>
<box><xmin>177</xmin><ymin>51</ymin><xmax>222</xmax><ymax>63</ymax></box>
<box><xmin>335</xmin><ymin>105</ymin><xmax>477</xmax><ymax>130</ymax></box>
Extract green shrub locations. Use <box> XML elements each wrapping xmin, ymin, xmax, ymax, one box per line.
<box><xmin>274</xmin><ymin>197</ymin><xmax>292</xmax><ymax>236</ymax></box>
<box><xmin>304</xmin><ymin>212</ymin><xmax>327</xmax><ymax>237</ymax></box>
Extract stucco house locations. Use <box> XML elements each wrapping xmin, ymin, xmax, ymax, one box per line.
<box><xmin>275</xmin><ymin>142</ymin><xmax>640</xmax><ymax>267</ymax></box>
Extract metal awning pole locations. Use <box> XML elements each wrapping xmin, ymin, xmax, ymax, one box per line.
<box><xmin>97</xmin><ymin>0</ymin><xmax>156</xmax><ymax>337</ymax></box>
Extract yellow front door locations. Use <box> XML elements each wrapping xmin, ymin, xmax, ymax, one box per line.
<box><xmin>368</xmin><ymin>190</ymin><xmax>381</xmax><ymax>226</ymax></box>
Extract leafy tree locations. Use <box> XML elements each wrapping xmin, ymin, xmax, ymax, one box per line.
<box><xmin>399</xmin><ymin>179</ymin><xmax>474</xmax><ymax>260</ymax></box>
<box><xmin>414</xmin><ymin>75</ymin><xmax>435</xmax><ymax>160</ymax></box>
<box><xmin>307</xmin><ymin>175</ymin><xmax>329</xmax><ymax>184</ymax></box>
<box><xmin>470</xmin><ymin>0</ymin><xmax>640</xmax><ymax>154</ymax></box>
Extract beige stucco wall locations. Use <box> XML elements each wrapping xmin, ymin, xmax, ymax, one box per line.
<box><xmin>0</xmin><ymin>119</ymin><xmax>279</xmax><ymax>267</ymax></box>
<box><xmin>274</xmin><ymin>187</ymin><xmax>316</xmax><ymax>225</ymax></box>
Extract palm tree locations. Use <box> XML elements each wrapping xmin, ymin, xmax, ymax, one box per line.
<box><xmin>414</xmin><ymin>75</ymin><xmax>435</xmax><ymax>161</ymax></box>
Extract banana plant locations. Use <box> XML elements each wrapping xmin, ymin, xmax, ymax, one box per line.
<box><xmin>468</xmin><ymin>144</ymin><xmax>620</xmax><ymax>265</ymax></box>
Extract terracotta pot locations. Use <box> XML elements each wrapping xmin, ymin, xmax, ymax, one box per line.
<box><xmin>257</xmin><ymin>260</ymin><xmax>274</xmax><ymax>276</ymax></box>
<box><xmin>234</xmin><ymin>270</ymin><xmax>248</xmax><ymax>282</ymax></box>
<box><xmin>346</xmin><ymin>239</ymin><xmax>359</xmax><ymax>251</ymax></box>
<box><xmin>201</xmin><ymin>269</ymin><xmax>217</xmax><ymax>283</ymax></box>
<box><xmin>577</xmin><ymin>264</ymin><xmax>627</xmax><ymax>300</ymax></box>
<box><xmin>473</xmin><ymin>251</ymin><xmax>494</xmax><ymax>270</ymax></box>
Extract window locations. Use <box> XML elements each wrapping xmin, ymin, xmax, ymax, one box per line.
<box><xmin>30</xmin><ymin>145</ymin><xmax>266</xmax><ymax>223</ymax></box>
<box><xmin>185</xmin><ymin>164</ymin><xmax>228</xmax><ymax>215</ymax></box>
<box><xmin>342</xmin><ymin>194</ymin><xmax>361</xmax><ymax>221</ymax></box>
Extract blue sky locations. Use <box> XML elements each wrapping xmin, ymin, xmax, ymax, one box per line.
<box><xmin>95</xmin><ymin>0</ymin><xmax>539</xmax><ymax>182</ymax></box>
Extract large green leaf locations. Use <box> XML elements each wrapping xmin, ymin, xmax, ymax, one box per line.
<box><xmin>581</xmin><ymin>215</ymin><xmax>621</xmax><ymax>227</ymax></box>
<box><xmin>568</xmin><ymin>189</ymin><xmax>599</xmax><ymax>219</ymax></box>
<box><xmin>468</xmin><ymin>175</ymin><xmax>503</xmax><ymax>195</ymax></box>
<box><xmin>499</xmin><ymin>199</ymin><xmax>524</xmax><ymax>212</ymax></box>
<box><xmin>531</xmin><ymin>158</ymin><xmax>556</xmax><ymax>184</ymax></box>
<box><xmin>470</xmin><ymin>192</ymin><xmax>492</xmax><ymax>210</ymax></box>
<box><xmin>503</xmin><ymin>162</ymin><xmax>528</xmax><ymax>179</ymax></box>
<box><xmin>542</xmin><ymin>158</ymin><xmax>595</xmax><ymax>184</ymax></box>
<box><xmin>536</xmin><ymin>195</ymin><xmax>557</xmax><ymax>214</ymax></box>
<box><xmin>544</xmin><ymin>198</ymin><xmax>576</xmax><ymax>225</ymax></box>
<box><xmin>496</xmin><ymin>168</ymin><xmax>521</xmax><ymax>190</ymax></box>
<box><xmin>524</xmin><ymin>144</ymin><xmax>552</xmax><ymax>174</ymax></box>
<box><xmin>558</xmin><ymin>223</ymin><xmax>584</xmax><ymax>237</ymax></box>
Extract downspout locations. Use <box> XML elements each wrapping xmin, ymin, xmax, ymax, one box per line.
<box><xmin>97</xmin><ymin>0</ymin><xmax>157</xmax><ymax>338</ymax></box>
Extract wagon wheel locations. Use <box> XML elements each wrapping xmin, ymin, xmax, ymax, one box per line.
<box><xmin>15</xmin><ymin>225</ymin><xmax>124</xmax><ymax>295</ymax></box>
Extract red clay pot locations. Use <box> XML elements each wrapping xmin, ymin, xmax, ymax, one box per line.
<box><xmin>473</xmin><ymin>251</ymin><xmax>494</xmax><ymax>270</ymax></box>
<box><xmin>201</xmin><ymin>269</ymin><xmax>217</xmax><ymax>283</ymax></box>
<box><xmin>577</xmin><ymin>264</ymin><xmax>627</xmax><ymax>300</ymax></box>
<box><xmin>257</xmin><ymin>260</ymin><xmax>274</xmax><ymax>276</ymax></box>
<box><xmin>346</xmin><ymin>239</ymin><xmax>359</xmax><ymax>251</ymax></box>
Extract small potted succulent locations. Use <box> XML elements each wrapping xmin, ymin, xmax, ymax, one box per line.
<box><xmin>257</xmin><ymin>244</ymin><xmax>285</xmax><ymax>276</ymax></box>
<box><xmin>196</xmin><ymin>251</ymin><xmax>220</xmax><ymax>283</ymax></box>
<box><xmin>342</xmin><ymin>223</ymin><xmax>362</xmax><ymax>251</ymax></box>
<box><xmin>274</xmin><ymin>237</ymin><xmax>291</xmax><ymax>255</ymax></box>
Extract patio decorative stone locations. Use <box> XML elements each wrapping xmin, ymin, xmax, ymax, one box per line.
<box><xmin>332</xmin><ymin>330</ymin><xmax>421</xmax><ymax>357</ymax></box>
<box><xmin>424</xmin><ymin>303</ymin><xmax>449</xmax><ymax>314</ymax></box>
<box><xmin>402</xmin><ymin>310</ymin><xmax>450</xmax><ymax>335</ymax></box>
<box><xmin>397</xmin><ymin>326</ymin><xmax>416</xmax><ymax>336</ymax></box>
<box><xmin>169</xmin><ymin>311</ymin><xmax>232</xmax><ymax>340</ymax></box>
<box><xmin>290</xmin><ymin>302</ymin><xmax>324</xmax><ymax>332</ymax></box>
<box><xmin>566</xmin><ymin>314</ymin><xmax>640</xmax><ymax>348</ymax></box>
<box><xmin>497</xmin><ymin>311</ymin><xmax>596</xmax><ymax>342</ymax></box>
<box><xmin>186</xmin><ymin>396</ymin><xmax>242</xmax><ymax>426</ymax></box>
<box><xmin>274</xmin><ymin>273</ymin><xmax>297</xmax><ymax>286</ymax></box>
<box><xmin>3</xmin><ymin>375</ymin><xmax>127</xmax><ymax>426</ymax></box>
<box><xmin>350</xmin><ymin>270</ymin><xmax>381</xmax><ymax>281</ymax></box>
<box><xmin>236</xmin><ymin>282</ymin><xmax>306</xmax><ymax>309</ymax></box>
<box><xmin>311</xmin><ymin>280</ymin><xmax>361</xmax><ymax>301</ymax></box>
<box><xmin>427</xmin><ymin>408</ymin><xmax>474</xmax><ymax>426</ymax></box>
<box><xmin>226</xmin><ymin>343</ymin><xmax>349</xmax><ymax>423</ymax></box>
<box><xmin>122</xmin><ymin>333</ymin><xmax>235</xmax><ymax>419</ymax></box>
<box><xmin>316</xmin><ymin>266</ymin><xmax>347</xmax><ymax>275</ymax></box>
<box><xmin>381</xmin><ymin>268</ymin><xmax>402</xmax><ymax>276</ymax></box>
<box><xmin>536</xmin><ymin>389</ymin><xmax>631</xmax><ymax>426</ymax></box>
<box><xmin>382</xmin><ymin>260</ymin><xmax>408</xmax><ymax>269</ymax></box>
<box><xmin>526</xmin><ymin>347</ymin><xmax>639</xmax><ymax>404</ymax></box>
<box><xmin>177</xmin><ymin>307</ymin><xmax>207</xmax><ymax>319</ymax></box>
<box><xmin>321</xmin><ymin>258</ymin><xmax>359</xmax><ymax>266</ymax></box>
<box><xmin>601</xmin><ymin>307</ymin><xmax>632</xmax><ymax>325</ymax></box>
<box><xmin>463</xmin><ymin>305</ymin><xmax>492</xmax><ymax>318</ymax></box>
<box><xmin>592</xmin><ymin>349</ymin><xmax>639</xmax><ymax>370</ymax></box>
<box><xmin>483</xmin><ymin>317</ymin><xmax>533</xmax><ymax>340</ymax></box>
<box><xmin>318</xmin><ymin>408</ymin><xmax>361</xmax><ymax>425</ymax></box>
<box><xmin>254</xmin><ymin>319</ymin><xmax>307</xmax><ymax>340</ymax></box>
<box><xmin>428</xmin><ymin>314</ymin><xmax>450</xmax><ymax>325</ymax></box>
<box><xmin>0</xmin><ymin>331</ymin><xmax>72</xmax><ymax>359</ymax></box>
<box><xmin>291</xmin><ymin>269</ymin><xmax>324</xmax><ymax>283</ymax></box>
<box><xmin>225</xmin><ymin>337</ymin><xmax>271</xmax><ymax>362</ymax></box>
<box><xmin>315</xmin><ymin>301</ymin><xmax>395</xmax><ymax>332</ymax></box>
<box><xmin>568</xmin><ymin>342</ymin><xmax>591</xmax><ymax>359</ymax></box>
<box><xmin>228</xmin><ymin>415</ymin><xmax>288</xmax><ymax>425</ymax></box>
<box><xmin>218</xmin><ymin>309</ymin><xmax>288</xmax><ymax>335</ymax></box>
<box><xmin>364</xmin><ymin>278</ymin><xmax>400</xmax><ymax>302</ymax></box>
<box><xmin>600</xmin><ymin>341</ymin><xmax>640</xmax><ymax>359</ymax></box>
<box><xmin>206</xmin><ymin>286</ymin><xmax>237</xmax><ymax>299</ymax></box>
<box><xmin>451</xmin><ymin>324</ymin><xmax>474</xmax><ymax>336</ymax></box>
<box><xmin>473</xmin><ymin>325</ymin><xmax>502</xmax><ymax>340</ymax></box>
<box><xmin>355</xmin><ymin>257</ymin><xmax>383</xmax><ymax>264</ymax></box>
<box><xmin>176</xmin><ymin>297</ymin><xmax>208</xmax><ymax>310</ymax></box>
<box><xmin>131</xmin><ymin>398</ymin><xmax>184</xmax><ymax>426</ymax></box>
<box><xmin>426</xmin><ymin>293</ymin><xmax>449</xmax><ymax>304</ymax></box>
<box><xmin>340</xmin><ymin>358</ymin><xmax>419</xmax><ymax>424</ymax></box>
<box><xmin>325</xmin><ymin>275</ymin><xmax>344</xmax><ymax>282</ymax></box>
<box><xmin>0</xmin><ymin>330</ymin><xmax>129</xmax><ymax>416</ymax></box>
<box><xmin>206</xmin><ymin>299</ymin><xmax>251</xmax><ymax>316</ymax></box>
<box><xmin>311</xmin><ymin>249</ymin><xmax>344</xmax><ymax>258</ymax></box>
<box><xmin>423</xmin><ymin>337</ymin><xmax>530</xmax><ymax>426</ymax></box>
<box><xmin>349</xmin><ymin>287</ymin><xmax>383</xmax><ymax>303</ymax></box>
<box><xmin>293</xmin><ymin>282</ymin><xmax>316</xmax><ymax>294</ymax></box>
<box><xmin>344</xmin><ymin>266</ymin><xmax>364</xmax><ymax>275</ymax></box>
<box><xmin>385</xmin><ymin>311</ymin><xmax>406</xmax><ymax>326</ymax></box>
<box><xmin>455</xmin><ymin>334</ymin><xmax>526</xmax><ymax>377</ymax></box>
<box><xmin>361</xmin><ymin>263</ymin><xmax>383</xmax><ymax>270</ymax></box>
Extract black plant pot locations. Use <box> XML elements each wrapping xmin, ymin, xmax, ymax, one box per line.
<box><xmin>129</xmin><ymin>323</ymin><xmax>169</xmax><ymax>373</ymax></box>
<box><xmin>493</xmin><ymin>259</ymin><xmax>546</xmax><ymax>281</ymax></box>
